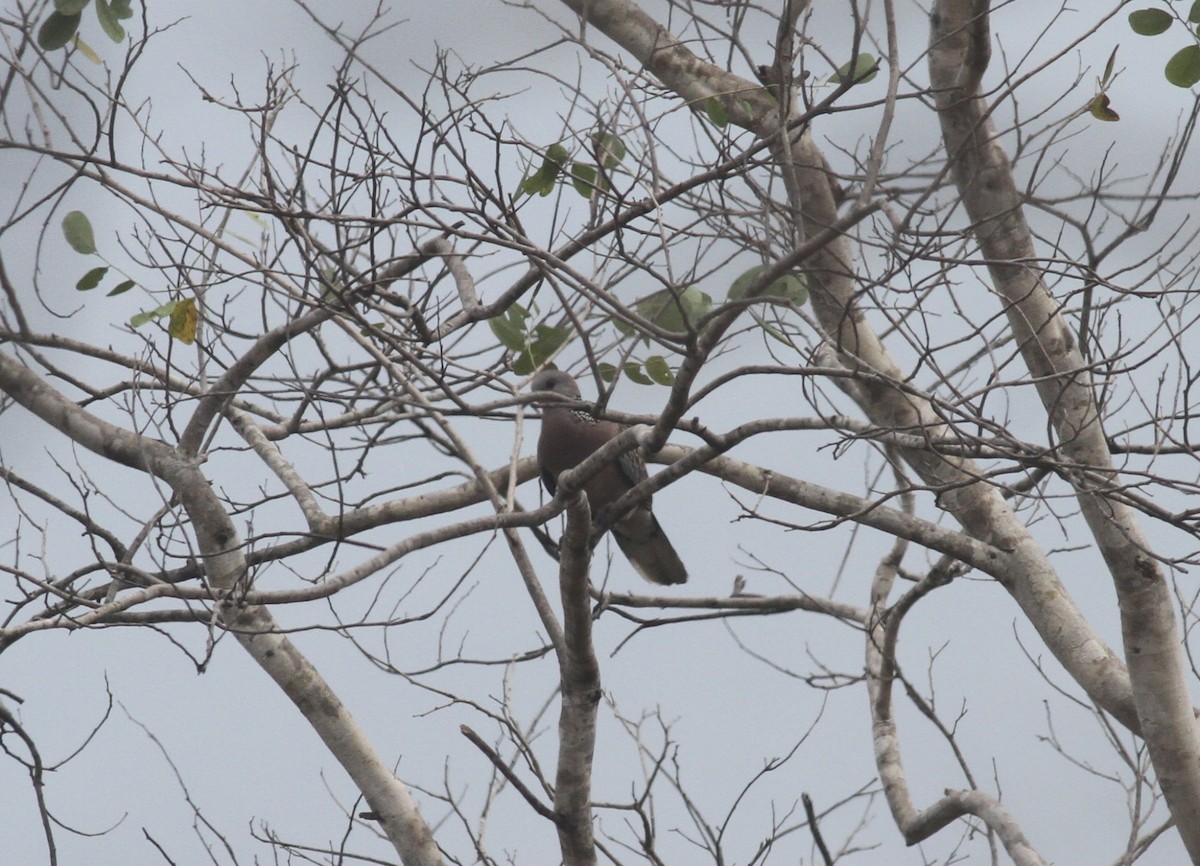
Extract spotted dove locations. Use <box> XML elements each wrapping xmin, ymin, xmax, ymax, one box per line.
<box><xmin>530</xmin><ymin>369</ymin><xmax>688</xmax><ymax>586</ymax></box>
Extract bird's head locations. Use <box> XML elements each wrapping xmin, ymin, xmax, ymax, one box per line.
<box><xmin>529</xmin><ymin>369</ymin><xmax>582</xmax><ymax>402</ymax></box>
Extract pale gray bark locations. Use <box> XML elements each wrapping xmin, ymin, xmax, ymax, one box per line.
<box><xmin>0</xmin><ymin>350</ymin><xmax>446</xmax><ymax>866</ymax></box>
<box><xmin>867</xmin><ymin>556</ymin><xmax>1049</xmax><ymax>865</ymax></box>
<box><xmin>4</xmin><ymin>0</ymin><xmax>1195</xmax><ymax>860</ymax></box>
<box><xmin>550</xmin><ymin>0</ymin><xmax>1200</xmax><ymax>857</ymax></box>
<box><xmin>552</xmin><ymin>0</ymin><xmax>1141</xmax><ymax>739</ymax></box>
<box><xmin>928</xmin><ymin>2</ymin><xmax>1200</xmax><ymax>857</ymax></box>
<box><xmin>552</xmin><ymin>489</ymin><xmax>599</xmax><ymax>866</ymax></box>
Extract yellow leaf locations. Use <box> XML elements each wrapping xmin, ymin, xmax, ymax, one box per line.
<box><xmin>1088</xmin><ymin>92</ymin><xmax>1119</xmax><ymax>122</ymax></box>
<box><xmin>168</xmin><ymin>297</ymin><xmax>198</xmax><ymax>344</ymax></box>
<box><xmin>74</xmin><ymin>34</ymin><xmax>101</xmax><ymax>64</ymax></box>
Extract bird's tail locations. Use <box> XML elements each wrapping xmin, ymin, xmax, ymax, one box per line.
<box><xmin>613</xmin><ymin>515</ymin><xmax>688</xmax><ymax>585</ymax></box>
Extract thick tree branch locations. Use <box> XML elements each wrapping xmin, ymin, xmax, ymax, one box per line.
<box><xmin>553</xmin><ymin>0</ymin><xmax>1142</xmax><ymax>737</ymax></box>
<box><xmin>929</xmin><ymin>1</ymin><xmax>1200</xmax><ymax>855</ymax></box>
<box><xmin>0</xmin><ymin>351</ymin><xmax>446</xmax><ymax>866</ymax></box>
<box><xmin>553</xmin><ymin>490</ymin><xmax>599</xmax><ymax>866</ymax></box>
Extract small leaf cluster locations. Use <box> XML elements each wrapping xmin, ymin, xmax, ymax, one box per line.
<box><xmin>695</xmin><ymin>92</ymin><xmax>767</xmax><ymax>128</ymax></box>
<box><xmin>1087</xmin><ymin>47</ymin><xmax>1121</xmax><ymax>121</ymax></box>
<box><xmin>62</xmin><ymin>210</ymin><xmax>134</xmax><ymax>297</ymax></box>
<box><xmin>489</xmin><ymin>304</ymin><xmax>571</xmax><ymax>375</ymax></box>
<box><xmin>130</xmin><ymin>298</ymin><xmax>198</xmax><ymax>345</ymax></box>
<box><xmin>518</xmin><ymin>132</ymin><xmax>628</xmax><ymax>200</ymax></box>
<box><xmin>701</xmin><ymin>53</ymin><xmax>879</xmax><ymax>132</ymax></box>
<box><xmin>597</xmin><ymin>356</ymin><xmax>674</xmax><ymax>386</ymax></box>
<box><xmin>727</xmin><ymin>263</ymin><xmax>809</xmax><ymax>344</ymax></box>
<box><xmin>62</xmin><ymin>209</ymin><xmax>196</xmax><ymax>343</ymax></box>
<box><xmin>602</xmin><ymin>288</ymin><xmax>713</xmax><ymax>387</ymax></box>
<box><xmin>491</xmin><ymin>263</ymin><xmax>807</xmax><ymax>388</ymax></box>
<box><xmin>38</xmin><ymin>0</ymin><xmax>132</xmax><ymax>50</ymax></box>
<box><xmin>1129</xmin><ymin>2</ymin><xmax>1200</xmax><ymax>87</ymax></box>
<box><xmin>602</xmin><ymin>264</ymin><xmax>807</xmax><ymax>384</ymax></box>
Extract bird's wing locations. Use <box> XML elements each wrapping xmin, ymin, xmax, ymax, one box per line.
<box><xmin>615</xmin><ymin>443</ymin><xmax>648</xmax><ymax>490</ymax></box>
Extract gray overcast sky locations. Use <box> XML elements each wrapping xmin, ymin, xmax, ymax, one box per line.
<box><xmin>2</xmin><ymin>1</ymin><xmax>1198</xmax><ymax>864</ymax></box>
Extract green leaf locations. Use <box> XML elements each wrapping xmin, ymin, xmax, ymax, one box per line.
<box><xmin>729</xmin><ymin>265</ymin><xmax>764</xmax><ymax>300</ymax></box>
<box><xmin>753</xmin><ymin>311</ymin><xmax>790</xmax><ymax>345</ymax></box>
<box><xmin>1101</xmin><ymin>45</ymin><xmax>1119</xmax><ymax>86</ymax></box>
<box><xmin>1128</xmin><ymin>8</ymin><xmax>1173</xmax><ymax>34</ymax></box>
<box><xmin>591</xmin><ymin>131</ymin><xmax>627</xmax><ymax>168</ymax></box>
<box><xmin>55</xmin><ymin>0</ymin><xmax>90</xmax><ymax>14</ymax></box>
<box><xmin>703</xmin><ymin>97</ymin><xmax>729</xmax><ymax>127</ymax></box>
<box><xmin>62</xmin><ymin>210</ymin><xmax>97</xmax><ymax>254</ymax></box>
<box><xmin>75</xmin><ymin>266</ymin><xmax>108</xmax><ymax>291</ymax></box>
<box><xmin>515</xmin><ymin>322</ymin><xmax>570</xmax><ymax>373</ymax></box>
<box><xmin>489</xmin><ymin>311</ymin><xmax>528</xmax><ymax>352</ymax></box>
<box><xmin>38</xmin><ymin>11</ymin><xmax>81</xmax><ymax>50</ymax></box>
<box><xmin>831</xmin><ymin>53</ymin><xmax>878</xmax><ymax>85</ymax></box>
<box><xmin>491</xmin><ymin>305</ymin><xmax>567</xmax><ymax>370</ymax></box>
<box><xmin>597</xmin><ymin>362</ymin><xmax>618</xmax><ymax>383</ymax></box>
<box><xmin>643</xmin><ymin>355</ymin><xmax>675</xmax><ymax>385</ymax></box>
<box><xmin>110</xmin><ymin>0</ymin><xmax>133</xmax><ymax>18</ymax></box>
<box><xmin>518</xmin><ymin>143</ymin><xmax>571</xmax><ymax>197</ymax></box>
<box><xmin>571</xmin><ymin>162</ymin><xmax>598</xmax><ymax>199</ymax></box>
<box><xmin>775</xmin><ymin>274</ymin><xmax>808</xmax><ymax>304</ymax></box>
<box><xmin>635</xmin><ymin>286</ymin><xmax>714</xmax><ymax>333</ymax></box>
<box><xmin>130</xmin><ymin>300</ymin><xmax>179</xmax><ymax>329</ymax></box>
<box><xmin>518</xmin><ymin>168</ymin><xmax>552</xmax><ymax>197</ymax></box>
<box><xmin>107</xmin><ymin>279</ymin><xmax>135</xmax><ymax>296</ymax></box>
<box><xmin>514</xmin><ymin>323</ymin><xmax>571</xmax><ymax>374</ymax></box>
<box><xmin>728</xmin><ymin>264</ymin><xmax>808</xmax><ymax>305</ymax></box>
<box><xmin>1166</xmin><ymin>44</ymin><xmax>1200</xmax><ymax>87</ymax></box>
<box><xmin>1191</xmin><ymin>0</ymin><xmax>1200</xmax><ymax>24</ymax></box>
<box><xmin>94</xmin><ymin>0</ymin><xmax>125</xmax><ymax>42</ymax></box>
<box><xmin>530</xmin><ymin>323</ymin><xmax>569</xmax><ymax>358</ymax></box>
<box><xmin>623</xmin><ymin>362</ymin><xmax>653</xmax><ymax>385</ymax></box>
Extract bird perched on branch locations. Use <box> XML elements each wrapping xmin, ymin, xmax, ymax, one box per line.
<box><xmin>529</xmin><ymin>369</ymin><xmax>688</xmax><ymax>586</ymax></box>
